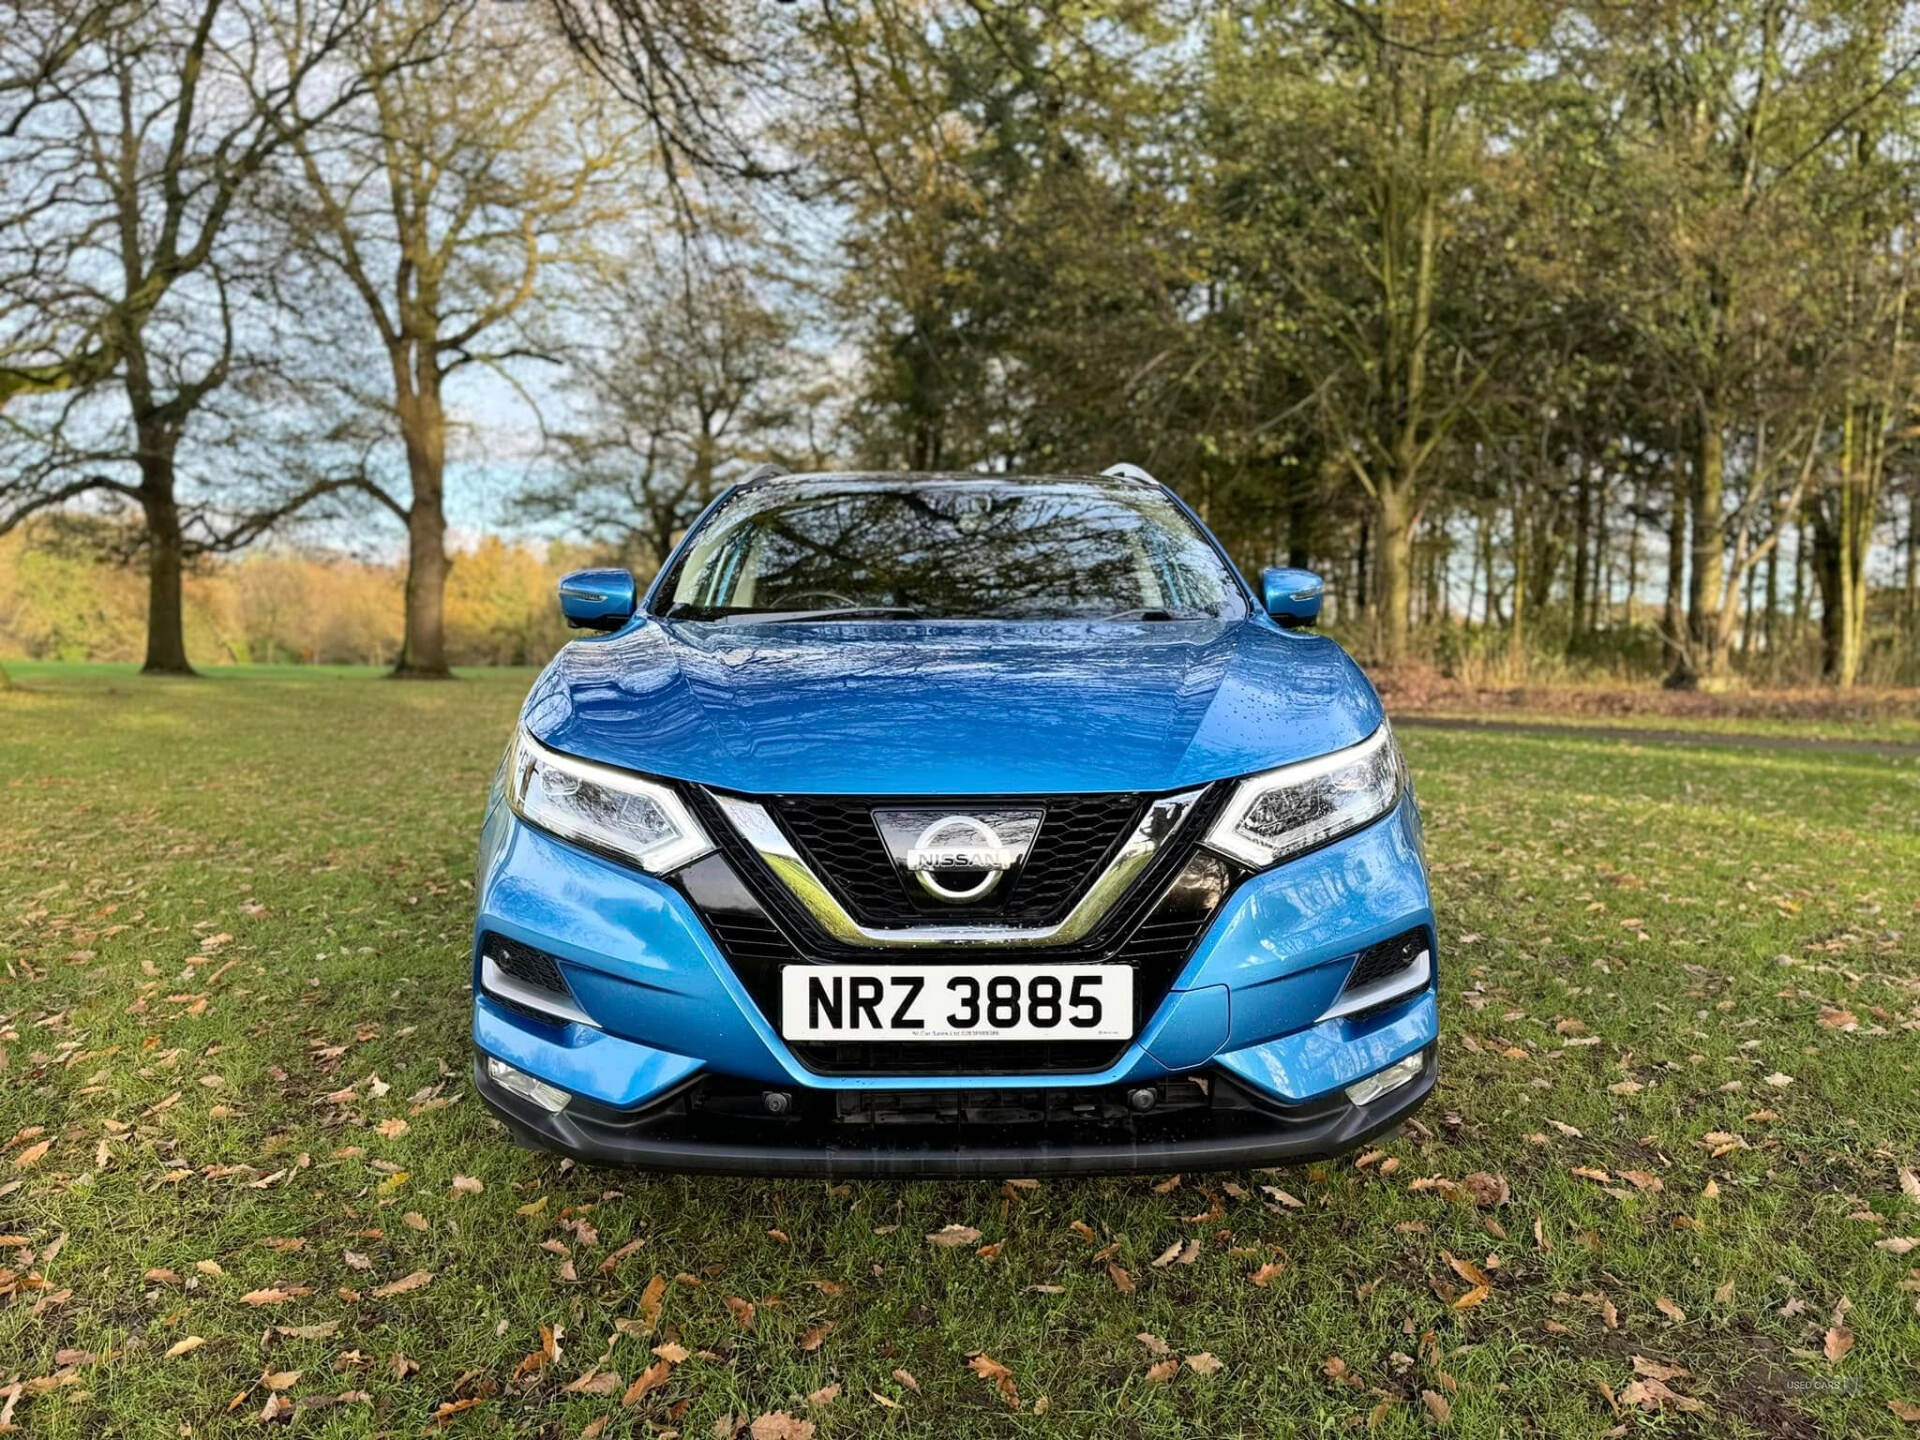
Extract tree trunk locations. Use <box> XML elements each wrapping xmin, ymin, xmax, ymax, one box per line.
<box><xmin>1354</xmin><ymin>513</ymin><xmax>1370</xmax><ymax>615</ymax></box>
<box><xmin>1763</xmin><ymin>522</ymin><xmax>1779</xmax><ymax>655</ymax></box>
<box><xmin>1812</xmin><ymin>506</ymin><xmax>1844</xmax><ymax>681</ymax></box>
<box><xmin>1508</xmin><ymin>473</ymin><xmax>1527</xmax><ymax>666</ymax></box>
<box><xmin>1740</xmin><ymin>522</ymin><xmax>1758</xmax><ymax>660</ymax></box>
<box><xmin>1568</xmin><ymin>464</ymin><xmax>1590</xmax><ymax>651</ymax></box>
<box><xmin>1374</xmin><ymin>484</ymin><xmax>1414</xmax><ymax>664</ymax></box>
<box><xmin>1623</xmin><ymin>481</ymin><xmax>1640</xmax><ymax>629</ymax></box>
<box><xmin>139</xmin><ymin>463</ymin><xmax>195</xmax><ymax>676</ymax></box>
<box><xmin>1663</xmin><ymin>458</ymin><xmax>1687</xmax><ymax>670</ymax></box>
<box><xmin>1677</xmin><ymin>407</ymin><xmax>1727</xmax><ymax>686</ymax></box>
<box><xmin>392</xmin><ymin>373</ymin><xmax>454</xmax><ymax>679</ymax></box>
<box><xmin>1286</xmin><ymin>461</ymin><xmax>1321</xmax><ymax>570</ymax></box>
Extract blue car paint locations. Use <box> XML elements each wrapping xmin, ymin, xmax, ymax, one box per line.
<box><xmin>472</xmin><ymin>472</ymin><xmax>1438</xmax><ymax>1167</ymax></box>
<box><xmin>519</xmin><ymin>618</ymin><xmax>1383</xmax><ymax>796</ymax></box>
<box><xmin>472</xmin><ymin>794</ymin><xmax>1436</xmax><ymax>1107</ymax></box>
<box><xmin>556</xmin><ymin>568</ymin><xmax>638</xmax><ymax>631</ymax></box>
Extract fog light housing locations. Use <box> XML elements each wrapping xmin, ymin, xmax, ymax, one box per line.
<box><xmin>485</xmin><ymin>1055</ymin><xmax>570</xmax><ymax>1113</ymax></box>
<box><xmin>1344</xmin><ymin>1052</ymin><xmax>1424</xmax><ymax>1108</ymax></box>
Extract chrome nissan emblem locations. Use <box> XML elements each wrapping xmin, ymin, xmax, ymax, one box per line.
<box><xmin>904</xmin><ymin>815</ymin><xmax>1021</xmax><ymax>902</ymax></box>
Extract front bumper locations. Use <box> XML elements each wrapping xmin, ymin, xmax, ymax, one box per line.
<box><xmin>473</xmin><ymin>1044</ymin><xmax>1435</xmax><ymax>1178</ymax></box>
<box><xmin>469</xmin><ymin>790</ymin><xmax>1439</xmax><ymax>1176</ymax></box>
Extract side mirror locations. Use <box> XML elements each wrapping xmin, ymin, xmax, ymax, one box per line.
<box><xmin>558</xmin><ymin>569</ymin><xmax>636</xmax><ymax>632</ymax></box>
<box><xmin>1260</xmin><ymin>566</ymin><xmax>1323</xmax><ymax>628</ymax></box>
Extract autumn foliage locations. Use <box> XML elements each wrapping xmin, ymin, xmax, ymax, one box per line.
<box><xmin>0</xmin><ymin>525</ymin><xmax>587</xmax><ymax>668</ymax></box>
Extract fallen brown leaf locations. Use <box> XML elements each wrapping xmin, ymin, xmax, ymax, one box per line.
<box><xmin>748</xmin><ymin>1412</ymin><xmax>814</xmax><ymax>1440</ymax></box>
<box><xmin>370</xmin><ymin>1270</ymin><xmax>433</xmax><ymax>1299</ymax></box>
<box><xmin>622</xmin><ymin>1359</ymin><xmax>672</xmax><ymax>1406</ymax></box>
<box><xmin>966</xmin><ymin>1352</ymin><xmax>1019</xmax><ymax>1408</ymax></box>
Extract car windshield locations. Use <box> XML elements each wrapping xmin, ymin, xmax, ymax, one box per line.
<box><xmin>656</xmin><ymin>477</ymin><xmax>1245</xmax><ymax>622</ymax></box>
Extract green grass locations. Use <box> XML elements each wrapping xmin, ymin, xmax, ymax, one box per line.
<box><xmin>2</xmin><ymin>664</ymin><xmax>1918</xmax><ymax>1438</ymax></box>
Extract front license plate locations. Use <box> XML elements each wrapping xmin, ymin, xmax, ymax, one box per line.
<box><xmin>780</xmin><ymin>964</ymin><xmax>1133</xmax><ymax>1042</ymax></box>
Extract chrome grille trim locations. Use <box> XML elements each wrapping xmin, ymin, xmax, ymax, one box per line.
<box><xmin>709</xmin><ymin>789</ymin><xmax>1205</xmax><ymax>949</ymax></box>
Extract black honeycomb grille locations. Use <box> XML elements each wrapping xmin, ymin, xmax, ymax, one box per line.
<box><xmin>771</xmin><ymin>793</ymin><xmax>1144</xmax><ymax>924</ymax></box>
<box><xmin>485</xmin><ymin>933</ymin><xmax>569</xmax><ymax>994</ymax></box>
<box><xmin>1339</xmin><ymin>929</ymin><xmax>1430</xmax><ymax>995</ymax></box>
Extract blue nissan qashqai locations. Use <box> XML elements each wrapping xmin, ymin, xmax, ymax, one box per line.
<box><xmin>471</xmin><ymin>465</ymin><xmax>1437</xmax><ymax>1176</ymax></box>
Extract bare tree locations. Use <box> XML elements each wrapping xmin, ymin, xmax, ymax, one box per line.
<box><xmin>0</xmin><ymin>0</ymin><xmax>407</xmax><ymax>674</ymax></box>
<box><xmin>272</xmin><ymin>0</ymin><xmax>637</xmax><ymax>677</ymax></box>
<box><xmin>522</xmin><ymin>244</ymin><xmax>824</xmax><ymax>570</ymax></box>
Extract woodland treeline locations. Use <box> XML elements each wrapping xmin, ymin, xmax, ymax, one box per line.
<box><xmin>3</xmin><ymin>0</ymin><xmax>1920</xmax><ymax>687</ymax></box>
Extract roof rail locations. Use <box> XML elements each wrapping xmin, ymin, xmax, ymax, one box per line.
<box><xmin>739</xmin><ymin>462</ymin><xmax>791</xmax><ymax>484</ymax></box>
<box><xmin>1101</xmin><ymin>462</ymin><xmax>1159</xmax><ymax>485</ymax></box>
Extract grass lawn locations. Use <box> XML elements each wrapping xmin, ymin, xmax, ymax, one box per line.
<box><xmin>2</xmin><ymin>662</ymin><xmax>1918</xmax><ymax>1438</ymax></box>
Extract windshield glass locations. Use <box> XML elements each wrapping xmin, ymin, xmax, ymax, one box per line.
<box><xmin>656</xmin><ymin>478</ymin><xmax>1245</xmax><ymax>622</ymax></box>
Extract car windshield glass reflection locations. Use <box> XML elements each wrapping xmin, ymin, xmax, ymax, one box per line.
<box><xmin>659</xmin><ymin>480</ymin><xmax>1244</xmax><ymax>622</ymax></box>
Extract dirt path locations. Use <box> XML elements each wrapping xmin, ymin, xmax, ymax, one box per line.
<box><xmin>1393</xmin><ymin>714</ymin><xmax>1920</xmax><ymax>759</ymax></box>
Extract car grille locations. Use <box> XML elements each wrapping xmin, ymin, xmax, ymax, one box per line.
<box><xmin>484</xmin><ymin>933</ymin><xmax>569</xmax><ymax>994</ymax></box>
<box><xmin>676</xmin><ymin>786</ymin><xmax>1237</xmax><ymax>1076</ymax></box>
<box><xmin>1338</xmin><ymin>928</ymin><xmax>1430</xmax><ymax>995</ymax></box>
<box><xmin>769</xmin><ymin>793</ymin><xmax>1145</xmax><ymax>924</ymax></box>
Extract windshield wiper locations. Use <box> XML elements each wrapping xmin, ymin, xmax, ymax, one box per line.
<box><xmin>728</xmin><ymin>605</ymin><xmax>925</xmax><ymax>624</ymax></box>
<box><xmin>1098</xmin><ymin>607</ymin><xmax>1210</xmax><ymax>622</ymax></box>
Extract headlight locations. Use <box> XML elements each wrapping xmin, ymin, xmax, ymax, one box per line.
<box><xmin>1203</xmin><ymin>723</ymin><xmax>1404</xmax><ymax>868</ymax></box>
<box><xmin>507</xmin><ymin>730</ymin><xmax>711</xmax><ymax>874</ymax></box>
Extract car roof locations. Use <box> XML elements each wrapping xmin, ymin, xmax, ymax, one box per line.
<box><xmin>731</xmin><ymin>469</ymin><xmax>1163</xmax><ymax>496</ymax></box>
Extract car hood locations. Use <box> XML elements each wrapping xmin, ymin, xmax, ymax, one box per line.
<box><xmin>520</xmin><ymin>618</ymin><xmax>1384</xmax><ymax>796</ymax></box>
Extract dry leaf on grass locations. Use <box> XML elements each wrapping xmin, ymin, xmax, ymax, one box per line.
<box><xmin>725</xmin><ymin>1295</ymin><xmax>757</xmax><ymax>1332</ymax></box>
<box><xmin>1461</xmin><ymin>1172</ymin><xmax>1509</xmax><ymax>1207</ymax></box>
<box><xmin>967</xmin><ymin>1353</ymin><xmax>1019</xmax><ymax>1408</ymax></box>
<box><xmin>622</xmin><ymin>1359</ymin><xmax>672</xmax><ymax>1406</ymax></box>
<box><xmin>370</xmin><ymin>1270</ymin><xmax>433</xmax><ymax>1299</ymax></box>
<box><xmin>1620</xmin><ymin>1377</ymin><xmax>1704</xmax><ymax>1413</ymax></box>
<box><xmin>1107</xmin><ymin>1263</ymin><xmax>1135</xmax><ymax>1294</ymax></box>
<box><xmin>1825</xmin><ymin>1326</ymin><xmax>1855</xmax><ymax>1364</ymax></box>
<box><xmin>638</xmin><ymin>1274</ymin><xmax>667</xmax><ymax>1330</ymax></box>
<box><xmin>748</xmin><ymin>1413</ymin><xmax>814</xmax><ymax>1440</ymax></box>
<box><xmin>1145</xmin><ymin>1358</ymin><xmax>1180</xmax><ymax>1383</ymax></box>
<box><xmin>892</xmin><ymin>1368</ymin><xmax>920</xmax><ymax>1394</ymax></box>
<box><xmin>1186</xmin><ymin>1352</ymin><xmax>1224</xmax><ymax>1376</ymax></box>
<box><xmin>164</xmin><ymin>1336</ymin><xmax>205</xmax><ymax>1359</ymax></box>
<box><xmin>1249</xmin><ymin>1262</ymin><xmax>1285</xmax><ymax>1287</ymax></box>
<box><xmin>1655</xmin><ymin>1296</ymin><xmax>1686</xmax><ymax>1324</ymax></box>
<box><xmin>926</xmin><ymin>1224</ymin><xmax>981</xmax><ymax>1247</ymax></box>
<box><xmin>1422</xmin><ymin>1389</ymin><xmax>1451</xmax><ymax>1424</ymax></box>
<box><xmin>807</xmin><ymin>1383</ymin><xmax>840</xmax><ymax>1407</ymax></box>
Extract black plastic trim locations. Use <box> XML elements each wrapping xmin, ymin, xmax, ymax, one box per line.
<box><xmin>472</xmin><ymin>1045</ymin><xmax>1436</xmax><ymax>1178</ymax></box>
